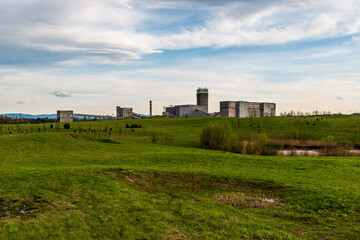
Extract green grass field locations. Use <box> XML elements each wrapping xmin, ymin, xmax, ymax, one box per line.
<box><xmin>1</xmin><ymin>116</ymin><xmax>360</xmax><ymax>239</ymax></box>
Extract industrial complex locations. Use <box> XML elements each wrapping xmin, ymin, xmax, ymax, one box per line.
<box><xmin>220</xmin><ymin>101</ymin><xmax>276</xmax><ymax>118</ymax></box>
<box><xmin>57</xmin><ymin>88</ymin><xmax>276</xmax><ymax>122</ymax></box>
<box><xmin>163</xmin><ymin>88</ymin><xmax>210</xmax><ymax>118</ymax></box>
<box><xmin>162</xmin><ymin>88</ymin><xmax>276</xmax><ymax>118</ymax></box>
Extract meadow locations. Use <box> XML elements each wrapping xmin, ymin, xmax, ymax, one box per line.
<box><xmin>0</xmin><ymin>116</ymin><xmax>360</xmax><ymax>239</ymax></box>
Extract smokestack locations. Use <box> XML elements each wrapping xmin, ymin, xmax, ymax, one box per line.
<box><xmin>150</xmin><ymin>100</ymin><xmax>152</xmax><ymax>117</ymax></box>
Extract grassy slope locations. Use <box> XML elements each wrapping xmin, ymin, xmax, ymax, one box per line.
<box><xmin>0</xmin><ymin>116</ymin><xmax>360</xmax><ymax>239</ymax></box>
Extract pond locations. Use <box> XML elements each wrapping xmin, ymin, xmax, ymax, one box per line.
<box><xmin>278</xmin><ymin>149</ymin><xmax>360</xmax><ymax>156</ymax></box>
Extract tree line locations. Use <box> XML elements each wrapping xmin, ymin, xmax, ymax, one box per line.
<box><xmin>0</xmin><ymin>116</ymin><xmax>57</xmax><ymax>124</ymax></box>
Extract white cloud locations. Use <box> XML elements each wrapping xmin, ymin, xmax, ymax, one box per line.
<box><xmin>350</xmin><ymin>36</ymin><xmax>360</xmax><ymax>46</ymax></box>
<box><xmin>1</xmin><ymin>1</ymin><xmax>360</xmax><ymax>115</ymax></box>
<box><xmin>309</xmin><ymin>49</ymin><xmax>352</xmax><ymax>58</ymax></box>
<box><xmin>1</xmin><ymin>1</ymin><xmax>360</xmax><ymax>65</ymax></box>
<box><xmin>53</xmin><ymin>91</ymin><xmax>72</xmax><ymax>97</ymax></box>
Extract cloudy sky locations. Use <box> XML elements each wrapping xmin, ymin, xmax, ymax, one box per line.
<box><xmin>1</xmin><ymin>0</ymin><xmax>360</xmax><ymax>115</ymax></box>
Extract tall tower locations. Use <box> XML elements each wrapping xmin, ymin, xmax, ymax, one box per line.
<box><xmin>150</xmin><ymin>100</ymin><xmax>152</xmax><ymax>117</ymax></box>
<box><xmin>197</xmin><ymin>87</ymin><xmax>209</xmax><ymax>113</ymax></box>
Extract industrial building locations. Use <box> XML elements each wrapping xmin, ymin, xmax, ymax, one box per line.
<box><xmin>196</xmin><ymin>88</ymin><xmax>209</xmax><ymax>112</ymax></box>
<box><xmin>164</xmin><ymin>105</ymin><xmax>209</xmax><ymax>118</ymax></box>
<box><xmin>220</xmin><ymin>101</ymin><xmax>276</xmax><ymax>118</ymax></box>
<box><xmin>57</xmin><ymin>110</ymin><xmax>73</xmax><ymax>122</ymax></box>
<box><xmin>57</xmin><ymin>110</ymin><xmax>118</xmax><ymax>122</ymax></box>
<box><xmin>163</xmin><ymin>88</ymin><xmax>210</xmax><ymax>118</ymax></box>
<box><xmin>164</xmin><ymin>88</ymin><xmax>276</xmax><ymax>118</ymax></box>
<box><xmin>116</xmin><ymin>106</ymin><xmax>133</xmax><ymax>118</ymax></box>
<box><xmin>56</xmin><ymin>88</ymin><xmax>276</xmax><ymax>121</ymax></box>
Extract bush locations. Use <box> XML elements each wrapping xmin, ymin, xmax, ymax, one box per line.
<box><xmin>201</xmin><ymin>123</ymin><xmax>276</xmax><ymax>155</ymax></box>
<box><xmin>229</xmin><ymin>135</ymin><xmax>243</xmax><ymax>153</ymax></box>
<box><xmin>64</xmin><ymin>123</ymin><xmax>71</xmax><ymax>129</ymax></box>
<box><xmin>126</xmin><ymin>123</ymin><xmax>142</xmax><ymax>129</ymax></box>
<box><xmin>200</xmin><ymin>122</ymin><xmax>232</xmax><ymax>151</ymax></box>
<box><xmin>244</xmin><ymin>141</ymin><xmax>257</xmax><ymax>155</ymax></box>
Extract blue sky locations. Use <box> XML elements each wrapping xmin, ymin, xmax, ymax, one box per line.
<box><xmin>1</xmin><ymin>0</ymin><xmax>360</xmax><ymax>115</ymax></box>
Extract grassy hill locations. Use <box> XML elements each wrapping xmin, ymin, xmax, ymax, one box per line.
<box><xmin>1</xmin><ymin>116</ymin><xmax>360</xmax><ymax>239</ymax></box>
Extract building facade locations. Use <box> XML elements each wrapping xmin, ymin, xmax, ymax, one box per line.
<box><xmin>163</xmin><ymin>88</ymin><xmax>210</xmax><ymax>118</ymax></box>
<box><xmin>57</xmin><ymin>110</ymin><xmax>74</xmax><ymax>122</ymax></box>
<box><xmin>165</xmin><ymin>105</ymin><xmax>208</xmax><ymax>118</ymax></box>
<box><xmin>116</xmin><ymin>106</ymin><xmax>133</xmax><ymax>118</ymax></box>
<box><xmin>196</xmin><ymin>88</ymin><xmax>209</xmax><ymax>113</ymax></box>
<box><xmin>220</xmin><ymin>101</ymin><xmax>276</xmax><ymax>118</ymax></box>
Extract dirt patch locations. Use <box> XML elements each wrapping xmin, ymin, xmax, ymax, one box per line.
<box><xmin>0</xmin><ymin>195</ymin><xmax>52</xmax><ymax>220</ymax></box>
<box><xmin>123</xmin><ymin>175</ymin><xmax>135</xmax><ymax>183</ymax></box>
<box><xmin>63</xmin><ymin>134</ymin><xmax>120</xmax><ymax>144</ymax></box>
<box><xmin>63</xmin><ymin>134</ymin><xmax>79</xmax><ymax>140</ymax></box>
<box><xmin>115</xmin><ymin>170</ymin><xmax>241</xmax><ymax>193</ymax></box>
<box><xmin>172</xmin><ymin>233</ymin><xmax>204</xmax><ymax>240</ymax></box>
<box><xmin>97</xmin><ymin>138</ymin><xmax>120</xmax><ymax>144</ymax></box>
<box><xmin>214</xmin><ymin>193</ymin><xmax>286</xmax><ymax>209</ymax></box>
<box><xmin>110</xmin><ymin>170</ymin><xmax>289</xmax><ymax>196</ymax></box>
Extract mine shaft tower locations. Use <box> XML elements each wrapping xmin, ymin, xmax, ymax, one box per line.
<box><xmin>196</xmin><ymin>87</ymin><xmax>209</xmax><ymax>113</ymax></box>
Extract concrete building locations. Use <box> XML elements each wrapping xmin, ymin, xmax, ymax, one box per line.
<box><xmin>220</xmin><ymin>101</ymin><xmax>276</xmax><ymax>118</ymax></box>
<box><xmin>116</xmin><ymin>106</ymin><xmax>133</xmax><ymax>118</ymax></box>
<box><xmin>57</xmin><ymin>110</ymin><xmax>73</xmax><ymax>122</ymax></box>
<box><xmin>197</xmin><ymin>88</ymin><xmax>208</xmax><ymax>113</ymax></box>
<box><xmin>163</xmin><ymin>88</ymin><xmax>210</xmax><ymax>118</ymax></box>
<box><xmin>260</xmin><ymin>103</ymin><xmax>276</xmax><ymax>117</ymax></box>
<box><xmin>165</xmin><ymin>105</ymin><xmax>208</xmax><ymax>118</ymax></box>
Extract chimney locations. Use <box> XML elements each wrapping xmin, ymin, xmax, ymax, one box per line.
<box><xmin>150</xmin><ymin>100</ymin><xmax>152</xmax><ymax>117</ymax></box>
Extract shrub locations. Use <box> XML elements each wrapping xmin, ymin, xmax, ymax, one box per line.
<box><xmin>254</xmin><ymin>133</ymin><xmax>269</xmax><ymax>148</ymax></box>
<box><xmin>229</xmin><ymin>135</ymin><xmax>243</xmax><ymax>153</ymax></box>
<box><xmin>200</xmin><ymin>122</ymin><xmax>277</xmax><ymax>156</ymax></box>
<box><xmin>245</xmin><ymin>141</ymin><xmax>256</xmax><ymax>155</ymax></box>
<box><xmin>200</xmin><ymin>122</ymin><xmax>232</xmax><ymax>151</ymax></box>
<box><xmin>126</xmin><ymin>124</ymin><xmax>142</xmax><ymax>128</ymax></box>
<box><xmin>64</xmin><ymin>123</ymin><xmax>71</xmax><ymax>129</ymax></box>
<box><xmin>152</xmin><ymin>134</ymin><xmax>157</xmax><ymax>144</ymax></box>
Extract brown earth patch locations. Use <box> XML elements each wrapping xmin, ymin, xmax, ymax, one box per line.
<box><xmin>123</xmin><ymin>175</ymin><xmax>135</xmax><ymax>184</ymax></box>
<box><xmin>113</xmin><ymin>170</ymin><xmax>244</xmax><ymax>194</ymax></box>
<box><xmin>63</xmin><ymin>134</ymin><xmax>120</xmax><ymax>144</ymax></box>
<box><xmin>109</xmin><ymin>170</ymin><xmax>290</xmax><ymax>196</ymax></box>
<box><xmin>63</xmin><ymin>134</ymin><xmax>79</xmax><ymax>140</ymax></box>
<box><xmin>172</xmin><ymin>233</ymin><xmax>204</xmax><ymax>240</ymax></box>
<box><xmin>0</xmin><ymin>195</ymin><xmax>53</xmax><ymax>220</ymax></box>
<box><xmin>214</xmin><ymin>193</ymin><xmax>286</xmax><ymax>209</ymax></box>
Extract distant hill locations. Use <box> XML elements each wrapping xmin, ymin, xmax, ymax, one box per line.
<box><xmin>0</xmin><ymin>113</ymin><xmax>57</xmax><ymax>119</ymax></box>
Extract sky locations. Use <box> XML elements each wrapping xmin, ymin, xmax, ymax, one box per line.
<box><xmin>1</xmin><ymin>0</ymin><xmax>360</xmax><ymax>115</ymax></box>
